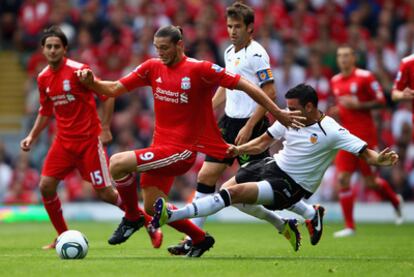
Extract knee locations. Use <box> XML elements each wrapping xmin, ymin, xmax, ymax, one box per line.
<box><xmin>39</xmin><ymin>179</ymin><xmax>57</xmax><ymax>196</ymax></box>
<box><xmin>338</xmin><ymin>174</ymin><xmax>351</xmax><ymax>189</ymax></box>
<box><xmin>109</xmin><ymin>153</ymin><xmax>127</xmax><ymax>178</ymax></box>
<box><xmin>365</xmin><ymin>178</ymin><xmax>378</xmax><ymax>189</ymax></box>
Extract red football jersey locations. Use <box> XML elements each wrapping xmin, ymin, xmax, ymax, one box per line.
<box><xmin>331</xmin><ymin>68</ymin><xmax>385</xmax><ymax>142</ymax></box>
<box><xmin>37</xmin><ymin>58</ymin><xmax>105</xmax><ymax>141</ymax></box>
<box><xmin>119</xmin><ymin>56</ymin><xmax>241</xmax><ymax>159</ymax></box>
<box><xmin>393</xmin><ymin>54</ymin><xmax>414</xmax><ymax>122</ymax></box>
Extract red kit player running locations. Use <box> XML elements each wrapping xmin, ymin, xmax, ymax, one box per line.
<box><xmin>331</xmin><ymin>46</ymin><xmax>403</xmax><ymax>238</ymax></box>
<box><xmin>77</xmin><ymin>25</ymin><xmax>304</xmax><ymax>257</ymax></box>
<box><xmin>20</xmin><ymin>26</ymin><xmax>162</xmax><ymax>249</ymax></box>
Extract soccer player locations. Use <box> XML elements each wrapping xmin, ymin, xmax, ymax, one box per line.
<box><xmin>151</xmin><ymin>84</ymin><xmax>399</xmax><ymax>253</ymax></box>
<box><xmin>77</xmin><ymin>25</ymin><xmax>304</xmax><ymax>257</ymax></box>
<box><xmin>331</xmin><ymin>45</ymin><xmax>402</xmax><ymax>238</ymax></box>
<box><xmin>20</xmin><ymin>26</ymin><xmax>162</xmax><ymax>249</ymax></box>
<box><xmin>392</xmin><ymin>54</ymin><xmax>414</xmax><ymax>117</ymax></box>
<box><xmin>168</xmin><ymin>2</ymin><xmax>278</xmax><ymax>255</ymax></box>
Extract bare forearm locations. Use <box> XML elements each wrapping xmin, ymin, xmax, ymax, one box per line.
<box><xmin>392</xmin><ymin>89</ymin><xmax>413</xmax><ymax>102</ymax></box>
<box><xmin>237</xmin><ymin>134</ymin><xmax>273</xmax><ymax>155</ymax></box>
<box><xmin>358</xmin><ymin>100</ymin><xmax>384</xmax><ymax>110</ymax></box>
<box><xmin>88</xmin><ymin>80</ymin><xmax>127</xmax><ymax>97</ymax></box>
<box><xmin>245</xmin><ymin>83</ymin><xmax>276</xmax><ymax>128</ymax></box>
<box><xmin>101</xmin><ymin>98</ymin><xmax>114</xmax><ymax>129</ymax></box>
<box><xmin>236</xmin><ymin>78</ymin><xmax>281</xmax><ymax>118</ymax></box>
<box><xmin>28</xmin><ymin>114</ymin><xmax>50</xmax><ymax>139</ymax></box>
<box><xmin>212</xmin><ymin>86</ymin><xmax>226</xmax><ymax>110</ymax></box>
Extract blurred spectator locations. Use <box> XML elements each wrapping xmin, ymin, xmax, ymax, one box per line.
<box><xmin>4</xmin><ymin>152</ymin><xmax>39</xmax><ymax>204</ymax></box>
<box><xmin>0</xmin><ymin>0</ymin><xmax>22</xmax><ymax>49</ymax></box>
<box><xmin>273</xmin><ymin>45</ymin><xmax>306</xmax><ymax>107</ymax></box>
<box><xmin>0</xmin><ymin>141</ymin><xmax>12</xmax><ymax>202</ymax></box>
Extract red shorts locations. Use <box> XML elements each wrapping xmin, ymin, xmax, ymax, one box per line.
<box><xmin>335</xmin><ymin>150</ymin><xmax>375</xmax><ymax>176</ymax></box>
<box><xmin>42</xmin><ymin>137</ymin><xmax>111</xmax><ymax>188</ymax></box>
<box><xmin>134</xmin><ymin>145</ymin><xmax>197</xmax><ymax>195</ymax></box>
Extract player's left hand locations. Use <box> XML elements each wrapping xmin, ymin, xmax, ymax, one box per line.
<box><xmin>377</xmin><ymin>147</ymin><xmax>399</xmax><ymax>166</ymax></box>
<box><xmin>338</xmin><ymin>96</ymin><xmax>360</xmax><ymax>109</ymax></box>
<box><xmin>226</xmin><ymin>144</ymin><xmax>239</xmax><ymax>157</ymax></box>
<box><xmin>277</xmin><ymin>110</ymin><xmax>306</xmax><ymax>129</ymax></box>
<box><xmin>100</xmin><ymin>127</ymin><xmax>113</xmax><ymax>145</ymax></box>
<box><xmin>235</xmin><ymin>125</ymin><xmax>253</xmax><ymax>145</ymax></box>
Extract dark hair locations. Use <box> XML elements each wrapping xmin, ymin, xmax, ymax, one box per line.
<box><xmin>285</xmin><ymin>84</ymin><xmax>318</xmax><ymax>108</ymax></box>
<box><xmin>337</xmin><ymin>44</ymin><xmax>355</xmax><ymax>55</ymax></box>
<box><xmin>226</xmin><ymin>2</ymin><xmax>255</xmax><ymax>27</ymax></box>
<box><xmin>41</xmin><ymin>25</ymin><xmax>68</xmax><ymax>47</ymax></box>
<box><xmin>154</xmin><ymin>25</ymin><xmax>183</xmax><ymax>44</ymax></box>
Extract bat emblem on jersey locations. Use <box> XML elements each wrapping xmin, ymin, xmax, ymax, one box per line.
<box><xmin>181</xmin><ymin>77</ymin><xmax>191</xmax><ymax>90</ymax></box>
<box><xmin>253</xmin><ymin>53</ymin><xmax>262</xmax><ymax>58</ymax></box>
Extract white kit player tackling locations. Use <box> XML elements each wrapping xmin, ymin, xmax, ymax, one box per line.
<box><xmin>152</xmin><ymin>84</ymin><xmax>399</xmax><ymax>252</ymax></box>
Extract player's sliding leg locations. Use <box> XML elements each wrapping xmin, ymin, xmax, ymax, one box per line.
<box><xmin>40</xmin><ymin>176</ymin><xmax>68</xmax><ymax>250</ymax></box>
<box><xmin>374</xmin><ymin>177</ymin><xmax>404</xmax><ymax>225</ymax></box>
<box><xmin>142</xmin><ymin>185</ymin><xmax>214</xmax><ymax>258</ymax></box>
<box><xmin>167</xmin><ymin>161</ymin><xmax>226</xmax><ymax>255</ymax></box>
<box><xmin>335</xmin><ymin>172</ymin><xmax>356</xmax><ymax>238</ymax></box>
<box><xmin>152</xmin><ymin>180</ymin><xmax>302</xmax><ymax>251</ymax></box>
<box><xmin>288</xmin><ymin>200</ymin><xmax>325</xmax><ymax>245</ymax></box>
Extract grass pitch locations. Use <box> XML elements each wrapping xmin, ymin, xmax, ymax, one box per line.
<box><xmin>0</xmin><ymin>221</ymin><xmax>413</xmax><ymax>277</ymax></box>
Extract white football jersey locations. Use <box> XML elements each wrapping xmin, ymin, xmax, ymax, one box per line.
<box><xmin>224</xmin><ymin>40</ymin><xmax>274</xmax><ymax>118</ymax></box>
<box><xmin>267</xmin><ymin>115</ymin><xmax>367</xmax><ymax>193</ymax></box>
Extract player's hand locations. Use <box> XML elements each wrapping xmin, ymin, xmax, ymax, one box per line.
<box><xmin>76</xmin><ymin>69</ymin><xmax>95</xmax><ymax>86</ymax></box>
<box><xmin>20</xmin><ymin>136</ymin><xmax>33</xmax><ymax>152</ymax></box>
<box><xmin>338</xmin><ymin>96</ymin><xmax>360</xmax><ymax>109</ymax></box>
<box><xmin>226</xmin><ymin>144</ymin><xmax>239</xmax><ymax>157</ymax></box>
<box><xmin>100</xmin><ymin>127</ymin><xmax>113</xmax><ymax>145</ymax></box>
<box><xmin>235</xmin><ymin>125</ymin><xmax>253</xmax><ymax>145</ymax></box>
<box><xmin>402</xmin><ymin>87</ymin><xmax>414</xmax><ymax>100</ymax></box>
<box><xmin>377</xmin><ymin>147</ymin><xmax>399</xmax><ymax>166</ymax></box>
<box><xmin>276</xmin><ymin>110</ymin><xmax>305</xmax><ymax>129</ymax></box>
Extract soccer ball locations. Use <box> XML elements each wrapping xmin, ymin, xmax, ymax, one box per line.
<box><xmin>56</xmin><ymin>230</ymin><xmax>89</xmax><ymax>259</ymax></box>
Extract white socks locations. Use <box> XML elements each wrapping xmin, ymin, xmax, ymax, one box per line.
<box><xmin>168</xmin><ymin>190</ymin><xmax>231</xmax><ymax>223</ymax></box>
<box><xmin>288</xmin><ymin>200</ymin><xmax>315</xmax><ymax>220</ymax></box>
<box><xmin>233</xmin><ymin>203</ymin><xmax>285</xmax><ymax>232</ymax></box>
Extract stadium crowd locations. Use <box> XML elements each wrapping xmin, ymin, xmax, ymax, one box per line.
<box><xmin>0</xmin><ymin>0</ymin><xmax>413</xmax><ymax>204</ymax></box>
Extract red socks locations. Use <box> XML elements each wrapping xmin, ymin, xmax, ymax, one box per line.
<box><xmin>167</xmin><ymin>203</ymin><xmax>206</xmax><ymax>244</ymax></box>
<box><xmin>114</xmin><ymin>173</ymin><xmax>153</xmax><ymax>223</ymax></box>
<box><xmin>375</xmin><ymin>177</ymin><xmax>400</xmax><ymax>209</ymax></box>
<box><xmin>339</xmin><ymin>188</ymin><xmax>355</xmax><ymax>230</ymax></box>
<box><xmin>42</xmin><ymin>194</ymin><xmax>68</xmax><ymax>235</ymax></box>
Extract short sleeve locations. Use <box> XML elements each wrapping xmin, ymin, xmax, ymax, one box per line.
<box><xmin>37</xmin><ymin>81</ymin><xmax>53</xmax><ymax>116</ymax></box>
<box><xmin>266</xmin><ymin>121</ymin><xmax>286</xmax><ymax>140</ymax></box>
<box><xmin>331</xmin><ymin>125</ymin><xmax>367</xmax><ymax>155</ymax></box>
<box><xmin>119</xmin><ymin>60</ymin><xmax>152</xmax><ymax>91</ymax></box>
<box><xmin>250</xmin><ymin>50</ymin><xmax>273</xmax><ymax>87</ymax></box>
<box><xmin>200</xmin><ymin>61</ymin><xmax>241</xmax><ymax>90</ymax></box>
<box><xmin>366</xmin><ymin>74</ymin><xmax>385</xmax><ymax>104</ymax></box>
<box><xmin>393</xmin><ymin>60</ymin><xmax>408</xmax><ymax>91</ymax></box>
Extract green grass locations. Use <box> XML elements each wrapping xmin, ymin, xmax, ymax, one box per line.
<box><xmin>0</xmin><ymin>222</ymin><xmax>413</xmax><ymax>276</ymax></box>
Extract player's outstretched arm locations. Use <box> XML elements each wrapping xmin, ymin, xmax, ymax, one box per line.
<box><xmin>235</xmin><ymin>77</ymin><xmax>305</xmax><ymax>128</ymax></box>
<box><xmin>76</xmin><ymin>69</ymin><xmax>127</xmax><ymax>97</ymax></box>
<box><xmin>227</xmin><ymin>132</ymin><xmax>274</xmax><ymax>157</ymax></box>
<box><xmin>20</xmin><ymin>114</ymin><xmax>50</xmax><ymax>152</ymax></box>
<box><xmin>360</xmin><ymin>147</ymin><xmax>399</xmax><ymax>166</ymax></box>
<box><xmin>212</xmin><ymin>86</ymin><xmax>226</xmax><ymax>110</ymax></box>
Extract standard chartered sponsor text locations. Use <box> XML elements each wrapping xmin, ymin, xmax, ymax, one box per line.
<box><xmin>155</xmin><ymin>87</ymin><xmax>180</xmax><ymax>103</ymax></box>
